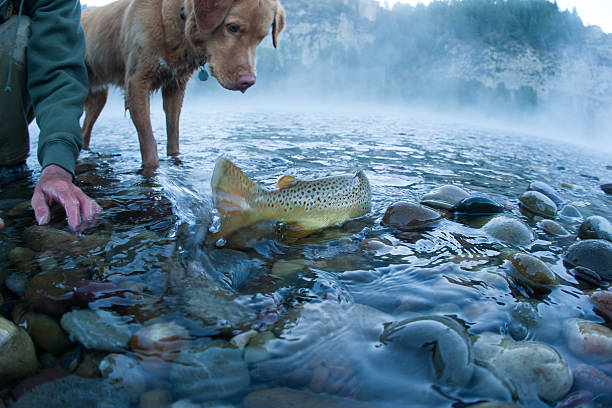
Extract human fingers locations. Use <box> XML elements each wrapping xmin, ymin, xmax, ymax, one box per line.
<box><xmin>56</xmin><ymin>187</ymin><xmax>82</xmax><ymax>232</ymax></box>
<box><xmin>75</xmin><ymin>187</ymin><xmax>102</xmax><ymax>222</ymax></box>
<box><xmin>31</xmin><ymin>188</ymin><xmax>52</xmax><ymax>225</ymax></box>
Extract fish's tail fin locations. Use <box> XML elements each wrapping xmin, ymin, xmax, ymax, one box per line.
<box><xmin>211</xmin><ymin>157</ymin><xmax>261</xmax><ymax>240</ymax></box>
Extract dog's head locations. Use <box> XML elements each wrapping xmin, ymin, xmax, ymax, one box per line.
<box><xmin>185</xmin><ymin>0</ymin><xmax>285</xmax><ymax>93</ymax></box>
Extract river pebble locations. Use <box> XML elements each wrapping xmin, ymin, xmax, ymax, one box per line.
<box><xmin>270</xmin><ymin>258</ymin><xmax>309</xmax><ymax>279</ymax></box>
<box><xmin>60</xmin><ymin>309</ymin><xmax>132</xmax><ymax>352</ymax></box>
<box><xmin>503</xmin><ymin>251</ymin><xmax>559</xmax><ymax>291</ymax></box>
<box><xmin>559</xmin><ymin>204</ymin><xmax>583</xmax><ymax>220</ymax></box>
<box><xmin>183</xmin><ymin>284</ymin><xmax>257</xmax><ymax>334</ymax></box>
<box><xmin>25</xmin><ymin>267</ymin><xmax>90</xmax><ymax>316</ymax></box>
<box><xmin>8</xmin><ymin>246</ymin><xmax>36</xmax><ymax>273</ymax></box>
<box><xmin>140</xmin><ymin>388</ymin><xmax>173</xmax><ymax>408</ymax></box>
<box><xmin>453</xmin><ymin>196</ymin><xmax>503</xmax><ymax>215</ymax></box>
<box><xmin>473</xmin><ymin>333</ymin><xmax>572</xmax><ymax>403</ymax></box>
<box><xmin>528</xmin><ymin>181</ymin><xmax>564</xmax><ymax>206</ymax></box>
<box><xmin>590</xmin><ymin>289</ymin><xmax>612</xmax><ymax>323</ymax></box>
<box><xmin>572</xmin><ymin>363</ymin><xmax>612</xmax><ymax>396</ymax></box>
<box><xmin>130</xmin><ymin>322</ymin><xmax>191</xmax><ymax>375</ymax></box>
<box><xmin>482</xmin><ymin>215</ymin><xmax>534</xmax><ymax>246</ymax></box>
<box><xmin>170</xmin><ymin>344</ymin><xmax>250</xmax><ymax>401</ymax></box>
<box><xmin>578</xmin><ymin>215</ymin><xmax>612</xmax><ymax>242</ymax></box>
<box><xmin>381</xmin><ymin>201</ymin><xmax>443</xmax><ymax>231</ymax></box>
<box><xmin>244</xmin><ymin>331</ymin><xmax>276</xmax><ymax>364</ymax></box>
<box><xmin>518</xmin><ymin>191</ymin><xmax>557</xmax><ymax>218</ymax></box>
<box><xmin>11</xmin><ymin>375</ymin><xmax>130</xmax><ymax>408</ymax></box>
<box><xmin>420</xmin><ymin>184</ymin><xmax>470</xmax><ymax>210</ymax></box>
<box><xmin>563</xmin><ymin>318</ymin><xmax>612</xmax><ymax>363</ymax></box>
<box><xmin>14</xmin><ymin>311</ymin><xmax>72</xmax><ymax>355</ymax></box>
<box><xmin>0</xmin><ymin>316</ymin><xmax>38</xmax><ymax>384</ymax></box>
<box><xmin>22</xmin><ymin>225</ymin><xmax>108</xmax><ymax>254</ymax></box>
<box><xmin>243</xmin><ymin>387</ymin><xmax>376</xmax><ymax>408</ymax></box>
<box><xmin>563</xmin><ymin>239</ymin><xmax>612</xmax><ymax>281</ymax></box>
<box><xmin>380</xmin><ymin>315</ymin><xmax>473</xmax><ymax>388</ymax></box>
<box><xmin>99</xmin><ymin>353</ymin><xmax>148</xmax><ymax>394</ymax></box>
<box><xmin>537</xmin><ymin>219</ymin><xmax>569</xmax><ymax>237</ymax></box>
<box><xmin>5</xmin><ymin>272</ymin><xmax>28</xmax><ymax>296</ymax></box>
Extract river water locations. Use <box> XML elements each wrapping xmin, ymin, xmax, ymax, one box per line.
<box><xmin>1</xmin><ymin>97</ymin><xmax>611</xmax><ymax>407</ymax></box>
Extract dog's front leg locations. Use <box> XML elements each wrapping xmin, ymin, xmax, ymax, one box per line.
<box><xmin>126</xmin><ymin>76</ymin><xmax>159</xmax><ymax>168</ymax></box>
<box><xmin>162</xmin><ymin>80</ymin><xmax>187</xmax><ymax>157</ymax></box>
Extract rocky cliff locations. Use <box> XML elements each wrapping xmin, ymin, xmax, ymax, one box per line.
<box><xmin>263</xmin><ymin>0</ymin><xmax>612</xmax><ymax>114</ymax></box>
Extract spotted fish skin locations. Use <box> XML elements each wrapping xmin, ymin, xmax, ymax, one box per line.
<box><xmin>211</xmin><ymin>158</ymin><xmax>371</xmax><ymax>240</ymax></box>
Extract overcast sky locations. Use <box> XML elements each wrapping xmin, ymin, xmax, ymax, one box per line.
<box><xmin>379</xmin><ymin>0</ymin><xmax>611</xmax><ymax>33</ymax></box>
<box><xmin>83</xmin><ymin>0</ymin><xmax>612</xmax><ymax>34</ymax></box>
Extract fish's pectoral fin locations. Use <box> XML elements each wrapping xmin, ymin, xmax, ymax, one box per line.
<box><xmin>281</xmin><ymin>222</ymin><xmax>315</xmax><ymax>242</ymax></box>
<box><xmin>209</xmin><ymin>212</ymin><xmax>254</xmax><ymax>245</ymax></box>
<box><xmin>277</xmin><ymin>175</ymin><xmax>297</xmax><ymax>189</ymax></box>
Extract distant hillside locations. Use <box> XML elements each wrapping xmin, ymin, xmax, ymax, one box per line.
<box><xmin>250</xmin><ymin>0</ymin><xmax>612</xmax><ymax>122</ymax></box>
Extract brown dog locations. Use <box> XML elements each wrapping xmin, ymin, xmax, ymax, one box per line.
<box><xmin>80</xmin><ymin>0</ymin><xmax>285</xmax><ymax>167</ymax></box>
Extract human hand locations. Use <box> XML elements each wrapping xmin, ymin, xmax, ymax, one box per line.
<box><xmin>31</xmin><ymin>164</ymin><xmax>102</xmax><ymax>231</ymax></box>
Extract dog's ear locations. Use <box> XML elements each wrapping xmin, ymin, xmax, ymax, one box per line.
<box><xmin>272</xmin><ymin>2</ymin><xmax>285</xmax><ymax>49</ymax></box>
<box><xmin>193</xmin><ymin>0</ymin><xmax>234</xmax><ymax>34</ymax></box>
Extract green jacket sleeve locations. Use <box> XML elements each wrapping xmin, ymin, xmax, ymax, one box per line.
<box><xmin>25</xmin><ymin>0</ymin><xmax>88</xmax><ymax>176</ymax></box>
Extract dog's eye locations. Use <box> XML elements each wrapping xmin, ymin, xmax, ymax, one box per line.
<box><xmin>226</xmin><ymin>24</ymin><xmax>240</xmax><ymax>34</ymax></box>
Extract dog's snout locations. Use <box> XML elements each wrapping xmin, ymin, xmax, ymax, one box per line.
<box><xmin>238</xmin><ymin>72</ymin><xmax>256</xmax><ymax>93</ymax></box>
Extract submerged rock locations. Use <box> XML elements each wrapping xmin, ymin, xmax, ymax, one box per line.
<box><xmin>0</xmin><ymin>316</ymin><xmax>38</xmax><ymax>384</ymax></box>
<box><xmin>483</xmin><ymin>216</ymin><xmax>534</xmax><ymax>246</ymax></box>
<box><xmin>130</xmin><ymin>321</ymin><xmax>191</xmax><ymax>375</ymax></box>
<box><xmin>183</xmin><ymin>284</ymin><xmax>257</xmax><ymax>334</ymax></box>
<box><xmin>563</xmin><ymin>318</ymin><xmax>612</xmax><ymax>363</ymax></box>
<box><xmin>578</xmin><ymin>215</ymin><xmax>612</xmax><ymax>242</ymax></box>
<box><xmin>380</xmin><ymin>315</ymin><xmax>473</xmax><ymax>388</ymax></box>
<box><xmin>382</xmin><ymin>201</ymin><xmax>443</xmax><ymax>231</ymax></box>
<box><xmin>590</xmin><ymin>290</ymin><xmax>612</xmax><ymax>323</ymax></box>
<box><xmin>15</xmin><ymin>312</ymin><xmax>72</xmax><ymax>355</ymax></box>
<box><xmin>22</xmin><ymin>225</ymin><xmax>108</xmax><ymax>254</ymax></box>
<box><xmin>528</xmin><ymin>181</ymin><xmax>564</xmax><ymax>206</ymax></box>
<box><xmin>518</xmin><ymin>191</ymin><xmax>557</xmax><ymax>218</ymax></box>
<box><xmin>564</xmin><ymin>239</ymin><xmax>612</xmax><ymax>281</ymax></box>
<box><xmin>537</xmin><ymin>219</ymin><xmax>569</xmax><ymax>237</ymax></box>
<box><xmin>452</xmin><ymin>196</ymin><xmax>504</xmax><ymax>215</ymax></box>
<box><xmin>12</xmin><ymin>375</ymin><xmax>130</xmax><ymax>408</ymax></box>
<box><xmin>243</xmin><ymin>387</ymin><xmax>376</xmax><ymax>408</ymax></box>
<box><xmin>503</xmin><ymin>251</ymin><xmax>559</xmax><ymax>291</ymax></box>
<box><xmin>99</xmin><ymin>353</ymin><xmax>148</xmax><ymax>395</ymax></box>
<box><xmin>473</xmin><ymin>333</ymin><xmax>572</xmax><ymax>403</ymax></box>
<box><xmin>169</xmin><ymin>344</ymin><xmax>250</xmax><ymax>401</ymax></box>
<box><xmin>60</xmin><ymin>309</ymin><xmax>132</xmax><ymax>352</ymax></box>
<box><xmin>572</xmin><ymin>364</ymin><xmax>612</xmax><ymax>396</ymax></box>
<box><xmin>420</xmin><ymin>185</ymin><xmax>470</xmax><ymax>210</ymax></box>
<box><xmin>559</xmin><ymin>205</ymin><xmax>583</xmax><ymax>220</ymax></box>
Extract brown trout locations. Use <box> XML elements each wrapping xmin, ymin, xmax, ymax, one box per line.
<box><xmin>210</xmin><ymin>158</ymin><xmax>371</xmax><ymax>242</ymax></box>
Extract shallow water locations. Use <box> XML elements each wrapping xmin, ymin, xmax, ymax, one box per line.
<box><xmin>1</xmin><ymin>97</ymin><xmax>612</xmax><ymax>407</ymax></box>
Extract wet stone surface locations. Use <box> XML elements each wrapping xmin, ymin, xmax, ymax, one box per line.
<box><xmin>1</xmin><ymin>110</ymin><xmax>612</xmax><ymax>408</ymax></box>
<box><xmin>420</xmin><ymin>184</ymin><xmax>470</xmax><ymax>210</ymax></box>
<box><xmin>518</xmin><ymin>191</ymin><xmax>557</xmax><ymax>218</ymax></box>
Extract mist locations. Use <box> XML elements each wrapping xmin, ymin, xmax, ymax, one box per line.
<box><xmin>181</xmin><ymin>0</ymin><xmax>612</xmax><ymax>152</ymax></box>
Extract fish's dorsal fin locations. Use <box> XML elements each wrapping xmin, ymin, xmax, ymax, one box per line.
<box><xmin>277</xmin><ymin>175</ymin><xmax>297</xmax><ymax>189</ymax></box>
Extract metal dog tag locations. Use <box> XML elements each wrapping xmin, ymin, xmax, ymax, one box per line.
<box><xmin>198</xmin><ymin>66</ymin><xmax>209</xmax><ymax>82</ymax></box>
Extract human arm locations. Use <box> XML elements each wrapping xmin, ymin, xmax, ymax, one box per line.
<box><xmin>25</xmin><ymin>0</ymin><xmax>101</xmax><ymax>229</ymax></box>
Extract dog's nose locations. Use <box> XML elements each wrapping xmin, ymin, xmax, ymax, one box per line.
<box><xmin>238</xmin><ymin>72</ymin><xmax>256</xmax><ymax>93</ymax></box>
